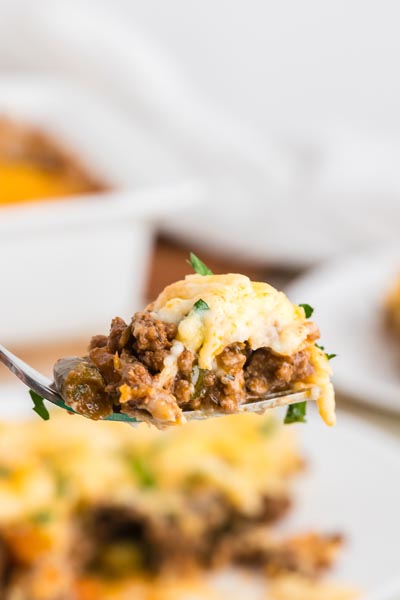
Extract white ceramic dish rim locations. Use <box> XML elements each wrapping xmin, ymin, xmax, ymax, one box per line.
<box><xmin>0</xmin><ymin>74</ymin><xmax>204</xmax><ymax>235</ymax></box>
<box><xmin>0</xmin><ymin>181</ymin><xmax>204</xmax><ymax>237</ymax></box>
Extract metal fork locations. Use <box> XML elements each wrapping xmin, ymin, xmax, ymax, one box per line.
<box><xmin>0</xmin><ymin>343</ymin><xmax>318</xmax><ymax>423</ymax></box>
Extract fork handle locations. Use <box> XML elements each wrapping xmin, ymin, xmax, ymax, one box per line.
<box><xmin>0</xmin><ymin>343</ymin><xmax>60</xmax><ymax>403</ymax></box>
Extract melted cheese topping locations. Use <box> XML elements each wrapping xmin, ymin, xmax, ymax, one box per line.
<box><xmin>151</xmin><ymin>274</ymin><xmax>308</xmax><ymax>368</ymax></box>
<box><xmin>150</xmin><ymin>274</ymin><xmax>336</xmax><ymax>426</ymax></box>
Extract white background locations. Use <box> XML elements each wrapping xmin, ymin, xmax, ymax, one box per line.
<box><xmin>120</xmin><ymin>0</ymin><xmax>400</xmax><ymax>139</ymax></box>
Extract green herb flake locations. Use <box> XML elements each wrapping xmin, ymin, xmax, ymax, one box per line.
<box><xmin>192</xmin><ymin>368</ymin><xmax>206</xmax><ymax>401</ymax></box>
<box><xmin>187</xmin><ymin>252</ymin><xmax>213</xmax><ymax>276</ymax></box>
<box><xmin>127</xmin><ymin>456</ymin><xmax>157</xmax><ymax>489</ymax></box>
<box><xmin>29</xmin><ymin>390</ymin><xmax>50</xmax><ymax>421</ymax></box>
<box><xmin>284</xmin><ymin>401</ymin><xmax>307</xmax><ymax>424</ymax></box>
<box><xmin>193</xmin><ymin>298</ymin><xmax>210</xmax><ymax>312</ymax></box>
<box><xmin>315</xmin><ymin>343</ymin><xmax>337</xmax><ymax>361</ymax></box>
<box><xmin>299</xmin><ymin>303</ymin><xmax>314</xmax><ymax>318</ymax></box>
<box><xmin>0</xmin><ymin>466</ymin><xmax>11</xmax><ymax>478</ymax></box>
<box><xmin>31</xmin><ymin>510</ymin><xmax>53</xmax><ymax>524</ymax></box>
<box><xmin>55</xmin><ymin>473</ymin><xmax>70</xmax><ymax>497</ymax></box>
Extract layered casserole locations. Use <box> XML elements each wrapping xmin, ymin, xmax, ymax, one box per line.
<box><xmin>0</xmin><ymin>413</ymin><xmax>354</xmax><ymax>599</ymax></box>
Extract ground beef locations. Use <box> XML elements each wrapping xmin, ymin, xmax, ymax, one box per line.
<box><xmin>77</xmin><ymin>505</ymin><xmax>162</xmax><ymax>574</ymax></box>
<box><xmin>232</xmin><ymin>531</ymin><xmax>343</xmax><ymax>577</ymax></box>
<box><xmin>73</xmin><ymin>494</ymin><xmax>337</xmax><ymax>580</ymax></box>
<box><xmin>201</xmin><ymin>375</ymin><xmax>245</xmax><ymax>413</ymax></box>
<box><xmin>122</xmin><ymin>361</ymin><xmax>152</xmax><ymax>393</ymax></box>
<box><xmin>184</xmin><ymin>343</ymin><xmax>248</xmax><ymax>412</ymax></box>
<box><xmin>75</xmin><ymin>493</ymin><xmax>292</xmax><ymax>576</ymax></box>
<box><xmin>245</xmin><ymin>349</ymin><xmax>314</xmax><ymax>396</ymax></box>
<box><xmin>173</xmin><ymin>378</ymin><xmax>192</xmax><ymax>405</ymax></box>
<box><xmin>217</xmin><ymin>342</ymin><xmax>247</xmax><ymax>374</ymax></box>
<box><xmin>131</xmin><ymin>312</ymin><xmax>177</xmax><ymax>373</ymax></box>
<box><xmin>108</xmin><ymin>317</ymin><xmax>130</xmax><ymax>354</ymax></box>
<box><xmin>88</xmin><ymin>334</ymin><xmax>108</xmax><ymax>350</ymax></box>
<box><xmin>177</xmin><ymin>349</ymin><xmax>195</xmax><ymax>376</ymax></box>
<box><xmin>172</xmin><ymin>349</ymin><xmax>196</xmax><ymax>406</ymax></box>
<box><xmin>254</xmin><ymin>495</ymin><xmax>292</xmax><ymax>525</ymax></box>
<box><xmin>54</xmin><ymin>311</ymin><xmax>316</xmax><ymax>425</ymax></box>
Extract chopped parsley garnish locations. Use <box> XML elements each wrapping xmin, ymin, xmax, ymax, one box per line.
<box><xmin>0</xmin><ymin>466</ymin><xmax>10</xmax><ymax>478</ymax></box>
<box><xmin>29</xmin><ymin>390</ymin><xmax>50</xmax><ymax>421</ymax></box>
<box><xmin>192</xmin><ymin>368</ymin><xmax>206</xmax><ymax>400</ymax></box>
<box><xmin>193</xmin><ymin>298</ymin><xmax>210</xmax><ymax>312</ymax></box>
<box><xmin>284</xmin><ymin>401</ymin><xmax>307</xmax><ymax>424</ymax></box>
<box><xmin>127</xmin><ymin>456</ymin><xmax>157</xmax><ymax>489</ymax></box>
<box><xmin>31</xmin><ymin>510</ymin><xmax>53</xmax><ymax>524</ymax></box>
<box><xmin>187</xmin><ymin>252</ymin><xmax>213</xmax><ymax>276</ymax></box>
<box><xmin>55</xmin><ymin>473</ymin><xmax>70</xmax><ymax>497</ymax></box>
<box><xmin>299</xmin><ymin>303</ymin><xmax>314</xmax><ymax>318</ymax></box>
<box><xmin>315</xmin><ymin>343</ymin><xmax>337</xmax><ymax>361</ymax></box>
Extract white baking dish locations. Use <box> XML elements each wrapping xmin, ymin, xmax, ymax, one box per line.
<box><xmin>0</xmin><ymin>77</ymin><xmax>200</xmax><ymax>346</ymax></box>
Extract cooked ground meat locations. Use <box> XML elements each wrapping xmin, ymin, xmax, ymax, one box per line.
<box><xmin>72</xmin><ymin>495</ymin><xmax>342</xmax><ymax>581</ymax></box>
<box><xmin>218</xmin><ymin>342</ymin><xmax>247</xmax><ymax>374</ymax></box>
<box><xmin>131</xmin><ymin>312</ymin><xmax>177</xmax><ymax>373</ymax></box>
<box><xmin>75</xmin><ymin>493</ymin><xmax>291</xmax><ymax>576</ymax></box>
<box><xmin>254</xmin><ymin>495</ymin><xmax>292</xmax><ymax>525</ymax></box>
<box><xmin>108</xmin><ymin>317</ymin><xmax>130</xmax><ymax>354</ymax></box>
<box><xmin>77</xmin><ymin>505</ymin><xmax>162</xmax><ymax>574</ymax></box>
<box><xmin>54</xmin><ymin>312</ymin><xmax>315</xmax><ymax>425</ymax></box>
<box><xmin>245</xmin><ymin>348</ymin><xmax>314</xmax><ymax>396</ymax></box>
<box><xmin>88</xmin><ymin>334</ymin><xmax>108</xmax><ymax>350</ymax></box>
<box><xmin>177</xmin><ymin>349</ymin><xmax>196</xmax><ymax>376</ymax></box>
<box><xmin>230</xmin><ymin>531</ymin><xmax>343</xmax><ymax>576</ymax></box>
<box><xmin>173</xmin><ymin>377</ymin><xmax>192</xmax><ymax>405</ymax></box>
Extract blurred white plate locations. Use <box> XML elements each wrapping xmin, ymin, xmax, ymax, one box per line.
<box><xmin>0</xmin><ymin>76</ymin><xmax>202</xmax><ymax>345</ymax></box>
<box><xmin>2</xmin><ymin>382</ymin><xmax>400</xmax><ymax>599</ymax></box>
<box><xmin>287</xmin><ymin>246</ymin><xmax>400</xmax><ymax>414</ymax></box>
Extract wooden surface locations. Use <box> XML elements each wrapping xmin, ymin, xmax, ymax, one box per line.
<box><xmin>147</xmin><ymin>235</ymin><xmax>300</xmax><ymax>299</ymax></box>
